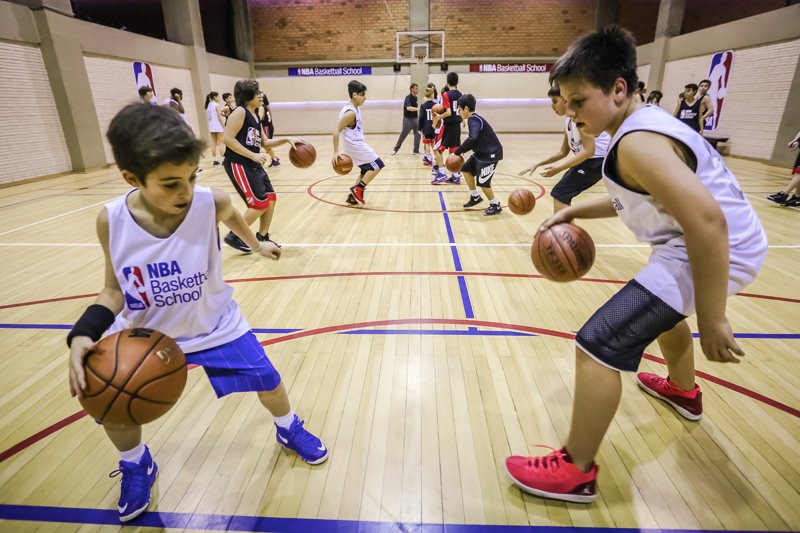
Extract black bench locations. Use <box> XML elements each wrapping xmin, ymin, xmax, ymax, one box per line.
<box><xmin>703</xmin><ymin>134</ymin><xmax>730</xmax><ymax>150</ymax></box>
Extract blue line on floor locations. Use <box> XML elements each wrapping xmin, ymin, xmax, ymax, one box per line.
<box><xmin>439</xmin><ymin>192</ymin><xmax>476</xmax><ymax>331</ymax></box>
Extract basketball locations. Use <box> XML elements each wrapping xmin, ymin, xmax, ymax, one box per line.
<box><xmin>288</xmin><ymin>141</ymin><xmax>316</xmax><ymax>168</ymax></box>
<box><xmin>508</xmin><ymin>188</ymin><xmax>536</xmax><ymax>215</ymax></box>
<box><xmin>531</xmin><ymin>223</ymin><xmax>595</xmax><ymax>282</ymax></box>
<box><xmin>333</xmin><ymin>154</ymin><xmax>353</xmax><ymax>175</ymax></box>
<box><xmin>445</xmin><ymin>153</ymin><xmax>464</xmax><ymax>173</ymax></box>
<box><xmin>432</xmin><ymin>103</ymin><xmax>445</xmax><ymax>114</ymax></box>
<box><xmin>79</xmin><ymin>328</ymin><xmax>187</xmax><ymax>426</ymax></box>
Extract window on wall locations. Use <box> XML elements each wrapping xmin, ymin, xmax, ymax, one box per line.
<box><xmin>199</xmin><ymin>0</ymin><xmax>237</xmax><ymax>58</ymax></box>
<box><xmin>70</xmin><ymin>0</ymin><xmax>167</xmax><ymax>40</ymax></box>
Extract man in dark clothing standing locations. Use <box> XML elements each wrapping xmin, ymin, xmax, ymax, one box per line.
<box><xmin>391</xmin><ymin>84</ymin><xmax>421</xmax><ymax>156</ymax></box>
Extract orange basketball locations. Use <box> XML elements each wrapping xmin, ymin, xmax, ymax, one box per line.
<box><xmin>531</xmin><ymin>223</ymin><xmax>596</xmax><ymax>282</ymax></box>
<box><xmin>508</xmin><ymin>188</ymin><xmax>536</xmax><ymax>215</ymax></box>
<box><xmin>289</xmin><ymin>141</ymin><xmax>316</xmax><ymax>168</ymax></box>
<box><xmin>79</xmin><ymin>328</ymin><xmax>187</xmax><ymax>426</ymax></box>
<box><xmin>432</xmin><ymin>104</ymin><xmax>445</xmax><ymax>114</ymax></box>
<box><xmin>445</xmin><ymin>153</ymin><xmax>464</xmax><ymax>173</ymax></box>
<box><xmin>333</xmin><ymin>154</ymin><xmax>353</xmax><ymax>175</ymax></box>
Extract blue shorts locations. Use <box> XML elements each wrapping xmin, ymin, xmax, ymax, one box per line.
<box><xmin>186</xmin><ymin>331</ymin><xmax>282</xmax><ymax>397</ymax></box>
<box><xmin>358</xmin><ymin>158</ymin><xmax>385</xmax><ymax>175</ymax></box>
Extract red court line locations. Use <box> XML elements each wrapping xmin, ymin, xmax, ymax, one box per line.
<box><xmin>1</xmin><ymin>318</ymin><xmax>797</xmax><ymax>465</ymax></box>
<box><xmin>2</xmin><ymin>272</ymin><xmax>799</xmax><ymax>310</ymax></box>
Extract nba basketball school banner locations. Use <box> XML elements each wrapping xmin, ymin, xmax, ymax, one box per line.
<box><xmin>469</xmin><ymin>63</ymin><xmax>553</xmax><ymax>73</ymax></box>
<box><xmin>132</xmin><ymin>61</ymin><xmax>156</xmax><ymax>102</ymax></box>
<box><xmin>288</xmin><ymin>66</ymin><xmax>372</xmax><ymax>77</ymax></box>
<box><xmin>704</xmin><ymin>50</ymin><xmax>734</xmax><ymax>132</ymax></box>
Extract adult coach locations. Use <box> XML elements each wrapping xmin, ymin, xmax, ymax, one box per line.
<box><xmin>390</xmin><ymin>84</ymin><xmax>421</xmax><ymax>156</ymax></box>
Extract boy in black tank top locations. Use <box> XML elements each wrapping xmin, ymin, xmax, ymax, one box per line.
<box><xmin>222</xmin><ymin>79</ymin><xmax>300</xmax><ymax>251</ymax></box>
<box><xmin>673</xmin><ymin>83</ymin><xmax>702</xmax><ymax>132</ymax></box>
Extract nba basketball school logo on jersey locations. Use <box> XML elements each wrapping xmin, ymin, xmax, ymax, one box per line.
<box><xmin>245</xmin><ymin>127</ymin><xmax>261</xmax><ymax>147</ymax></box>
<box><xmin>132</xmin><ymin>61</ymin><xmax>156</xmax><ymax>101</ymax></box>
<box><xmin>122</xmin><ymin>262</ymin><xmax>210</xmax><ymax>310</ymax></box>
<box><xmin>704</xmin><ymin>50</ymin><xmax>734</xmax><ymax>132</ymax></box>
<box><xmin>122</xmin><ymin>266</ymin><xmax>150</xmax><ymax>310</ymax></box>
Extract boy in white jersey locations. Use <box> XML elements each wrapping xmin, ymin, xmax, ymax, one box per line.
<box><xmin>67</xmin><ymin>104</ymin><xmax>328</xmax><ymax>523</ymax></box>
<box><xmin>505</xmin><ymin>26</ymin><xmax>767</xmax><ymax>504</ymax></box>
<box><xmin>333</xmin><ymin>80</ymin><xmax>384</xmax><ymax>205</ymax></box>
<box><xmin>520</xmin><ymin>85</ymin><xmax>611</xmax><ymax>212</ymax></box>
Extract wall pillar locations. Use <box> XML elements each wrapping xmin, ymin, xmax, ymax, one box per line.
<box><xmin>646</xmin><ymin>0</ymin><xmax>685</xmax><ymax>93</ymax></box>
<box><xmin>232</xmin><ymin>0</ymin><xmax>256</xmax><ymax>78</ymax></box>
<box><xmin>409</xmin><ymin>0</ymin><xmax>429</xmax><ymax>89</ymax></box>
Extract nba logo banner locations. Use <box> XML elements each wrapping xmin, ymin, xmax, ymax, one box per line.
<box><xmin>704</xmin><ymin>50</ymin><xmax>734</xmax><ymax>132</ymax></box>
<box><xmin>132</xmin><ymin>61</ymin><xmax>156</xmax><ymax>101</ymax></box>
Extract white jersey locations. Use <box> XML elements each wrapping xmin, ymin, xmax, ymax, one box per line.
<box><xmin>338</xmin><ymin>103</ymin><xmax>378</xmax><ymax>165</ymax></box>
<box><xmin>206</xmin><ymin>101</ymin><xmax>224</xmax><ymax>133</ymax></box>
<box><xmin>602</xmin><ymin>105</ymin><xmax>767</xmax><ymax>315</ymax></box>
<box><xmin>565</xmin><ymin>117</ymin><xmax>610</xmax><ymax>158</ymax></box>
<box><xmin>105</xmin><ymin>186</ymin><xmax>250</xmax><ymax>352</ymax></box>
<box><xmin>163</xmin><ymin>98</ymin><xmax>189</xmax><ymax>124</ymax></box>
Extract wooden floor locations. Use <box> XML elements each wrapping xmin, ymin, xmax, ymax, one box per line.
<box><xmin>0</xmin><ymin>134</ymin><xmax>798</xmax><ymax>532</ymax></box>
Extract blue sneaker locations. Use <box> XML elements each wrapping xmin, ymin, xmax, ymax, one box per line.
<box><xmin>275</xmin><ymin>415</ymin><xmax>329</xmax><ymax>464</ymax></box>
<box><xmin>110</xmin><ymin>446</ymin><xmax>158</xmax><ymax>522</ymax></box>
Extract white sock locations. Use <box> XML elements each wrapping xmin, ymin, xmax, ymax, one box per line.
<box><xmin>470</xmin><ymin>190</ymin><xmax>479</xmax><ymax>197</ymax></box>
<box><xmin>119</xmin><ymin>442</ymin><xmax>146</xmax><ymax>463</ymax></box>
<box><xmin>274</xmin><ymin>410</ymin><xmax>296</xmax><ymax>429</ymax></box>
<box><xmin>490</xmin><ymin>198</ymin><xmax>499</xmax><ymax>205</ymax></box>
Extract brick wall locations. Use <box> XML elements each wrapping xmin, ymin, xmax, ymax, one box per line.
<box><xmin>251</xmin><ymin>0</ymin><xmax>409</xmax><ymax>62</ymax></box>
<box><xmin>429</xmin><ymin>0</ymin><xmax>596</xmax><ymax>57</ymax></box>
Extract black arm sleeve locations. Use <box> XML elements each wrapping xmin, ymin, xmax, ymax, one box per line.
<box><xmin>455</xmin><ymin>116</ymin><xmax>481</xmax><ymax>155</ymax></box>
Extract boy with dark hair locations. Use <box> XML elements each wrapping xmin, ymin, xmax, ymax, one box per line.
<box><xmin>646</xmin><ymin>89</ymin><xmax>663</xmax><ymax>105</ymax></box>
<box><xmin>505</xmin><ymin>25</ymin><xmax>766</xmax><ymax>503</ymax></box>
<box><xmin>221</xmin><ymin>92</ymin><xmax>235</xmax><ymax>123</ymax></box>
<box><xmin>418</xmin><ymin>83</ymin><xmax>438</xmax><ymax>167</ymax></box>
<box><xmin>697</xmin><ymin>79</ymin><xmax>714</xmax><ymax>129</ymax></box>
<box><xmin>163</xmin><ymin>88</ymin><xmax>186</xmax><ymax>122</ymax></box>
<box><xmin>138</xmin><ymin>86</ymin><xmax>155</xmax><ymax>104</ymax></box>
<box><xmin>257</xmin><ymin>92</ymin><xmax>279</xmax><ymax>167</ymax></box>
<box><xmin>431</xmin><ymin>72</ymin><xmax>463</xmax><ymax>185</ymax></box>
<box><xmin>454</xmin><ymin>94</ymin><xmax>504</xmax><ymax>215</ymax></box>
<box><xmin>222</xmin><ymin>79</ymin><xmax>300</xmax><ymax>251</ymax></box>
<box><xmin>68</xmin><ymin>103</ymin><xmax>327</xmax><ymax>523</ymax></box>
<box><xmin>520</xmin><ymin>84</ymin><xmax>611</xmax><ymax>212</ymax></box>
<box><xmin>333</xmin><ymin>79</ymin><xmax>384</xmax><ymax>205</ymax></box>
<box><xmin>674</xmin><ymin>83</ymin><xmax>702</xmax><ymax>132</ymax></box>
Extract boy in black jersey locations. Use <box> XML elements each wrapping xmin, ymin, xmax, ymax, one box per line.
<box><xmin>222</xmin><ymin>79</ymin><xmax>299</xmax><ymax>252</ymax></box>
<box><xmin>454</xmin><ymin>95</ymin><xmax>504</xmax><ymax>216</ymax></box>
<box><xmin>432</xmin><ymin>72</ymin><xmax>463</xmax><ymax>184</ymax></box>
<box><xmin>418</xmin><ymin>83</ymin><xmax>438</xmax><ymax>167</ymax></box>
<box><xmin>674</xmin><ymin>83</ymin><xmax>702</xmax><ymax>133</ymax></box>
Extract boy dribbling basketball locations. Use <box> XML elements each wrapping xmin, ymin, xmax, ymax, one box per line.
<box><xmin>67</xmin><ymin>104</ymin><xmax>327</xmax><ymax>523</ymax></box>
<box><xmin>505</xmin><ymin>26</ymin><xmax>767</xmax><ymax>503</ymax></box>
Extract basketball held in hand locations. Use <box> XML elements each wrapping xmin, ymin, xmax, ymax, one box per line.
<box><xmin>432</xmin><ymin>104</ymin><xmax>445</xmax><ymax>114</ymax></box>
<box><xmin>79</xmin><ymin>328</ymin><xmax>187</xmax><ymax>426</ymax></box>
<box><xmin>508</xmin><ymin>189</ymin><xmax>536</xmax><ymax>215</ymax></box>
<box><xmin>445</xmin><ymin>154</ymin><xmax>464</xmax><ymax>173</ymax></box>
<box><xmin>333</xmin><ymin>154</ymin><xmax>353</xmax><ymax>175</ymax></box>
<box><xmin>289</xmin><ymin>141</ymin><xmax>316</xmax><ymax>168</ymax></box>
<box><xmin>531</xmin><ymin>223</ymin><xmax>595</xmax><ymax>282</ymax></box>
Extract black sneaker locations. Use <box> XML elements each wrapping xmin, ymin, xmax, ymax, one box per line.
<box><xmin>345</xmin><ymin>193</ymin><xmax>358</xmax><ymax>205</ymax></box>
<box><xmin>224</xmin><ymin>232</ymin><xmax>251</xmax><ymax>253</ymax></box>
<box><xmin>257</xmin><ymin>232</ymin><xmax>281</xmax><ymax>248</ymax></box>
<box><xmin>483</xmin><ymin>203</ymin><xmax>502</xmax><ymax>216</ymax></box>
<box><xmin>767</xmin><ymin>191</ymin><xmax>788</xmax><ymax>204</ymax></box>
<box><xmin>784</xmin><ymin>195</ymin><xmax>800</xmax><ymax>207</ymax></box>
<box><xmin>213</xmin><ymin>160</ymin><xmax>221</xmax><ymax>166</ymax></box>
<box><xmin>463</xmin><ymin>195</ymin><xmax>484</xmax><ymax>208</ymax></box>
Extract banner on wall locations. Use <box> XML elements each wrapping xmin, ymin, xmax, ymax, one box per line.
<box><xmin>704</xmin><ymin>50</ymin><xmax>734</xmax><ymax>132</ymax></box>
<box><xmin>132</xmin><ymin>61</ymin><xmax>157</xmax><ymax>102</ymax></box>
<box><xmin>469</xmin><ymin>63</ymin><xmax>553</xmax><ymax>73</ymax></box>
<box><xmin>288</xmin><ymin>66</ymin><xmax>372</xmax><ymax>76</ymax></box>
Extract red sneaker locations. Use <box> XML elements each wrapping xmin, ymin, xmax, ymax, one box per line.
<box><xmin>636</xmin><ymin>372</ymin><xmax>702</xmax><ymax>421</ymax></box>
<box><xmin>350</xmin><ymin>185</ymin><xmax>365</xmax><ymax>205</ymax></box>
<box><xmin>505</xmin><ymin>447</ymin><xmax>597</xmax><ymax>503</ymax></box>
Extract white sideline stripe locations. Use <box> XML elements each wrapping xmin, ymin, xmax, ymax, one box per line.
<box><xmin>0</xmin><ymin>200</ymin><xmax>108</xmax><ymax>237</ymax></box>
<box><xmin>0</xmin><ymin>242</ymin><xmax>798</xmax><ymax>249</ymax></box>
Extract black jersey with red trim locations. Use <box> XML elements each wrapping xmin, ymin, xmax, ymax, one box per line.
<box><xmin>419</xmin><ymin>100</ymin><xmax>436</xmax><ymax>137</ymax></box>
<box><xmin>224</xmin><ymin>108</ymin><xmax>262</xmax><ymax>166</ymax></box>
<box><xmin>441</xmin><ymin>89</ymin><xmax>463</xmax><ymax>126</ymax></box>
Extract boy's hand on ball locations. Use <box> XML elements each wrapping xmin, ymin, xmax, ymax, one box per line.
<box><xmin>69</xmin><ymin>337</ymin><xmax>95</xmax><ymax>397</ymax></box>
<box><xmin>260</xmin><ymin>241</ymin><xmax>281</xmax><ymax>260</ymax></box>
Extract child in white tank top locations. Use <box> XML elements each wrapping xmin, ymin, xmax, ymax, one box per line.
<box><xmin>66</xmin><ymin>104</ymin><xmax>328</xmax><ymax>523</ymax></box>
<box><xmin>505</xmin><ymin>26</ymin><xmax>766</xmax><ymax>505</ymax></box>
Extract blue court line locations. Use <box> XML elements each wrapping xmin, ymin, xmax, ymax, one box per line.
<box><xmin>439</xmin><ymin>192</ymin><xmax>477</xmax><ymax>332</ymax></box>
<box><xmin>0</xmin><ymin>324</ymin><xmax>797</xmax><ymax>339</ymax></box>
<box><xmin>0</xmin><ymin>504</ymin><xmax>781</xmax><ymax>533</ymax></box>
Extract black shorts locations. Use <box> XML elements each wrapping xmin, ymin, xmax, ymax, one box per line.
<box><xmin>575</xmin><ymin>279</ymin><xmax>686</xmax><ymax>372</ymax></box>
<box><xmin>435</xmin><ymin>123</ymin><xmax>460</xmax><ymax>152</ymax></box>
<box><xmin>358</xmin><ymin>157</ymin><xmax>385</xmax><ymax>175</ymax></box>
<box><xmin>551</xmin><ymin>158</ymin><xmax>603</xmax><ymax>205</ymax></box>
<box><xmin>224</xmin><ymin>159</ymin><xmax>275</xmax><ymax>210</ymax></box>
<box><xmin>462</xmin><ymin>155</ymin><xmax>500</xmax><ymax>187</ymax></box>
